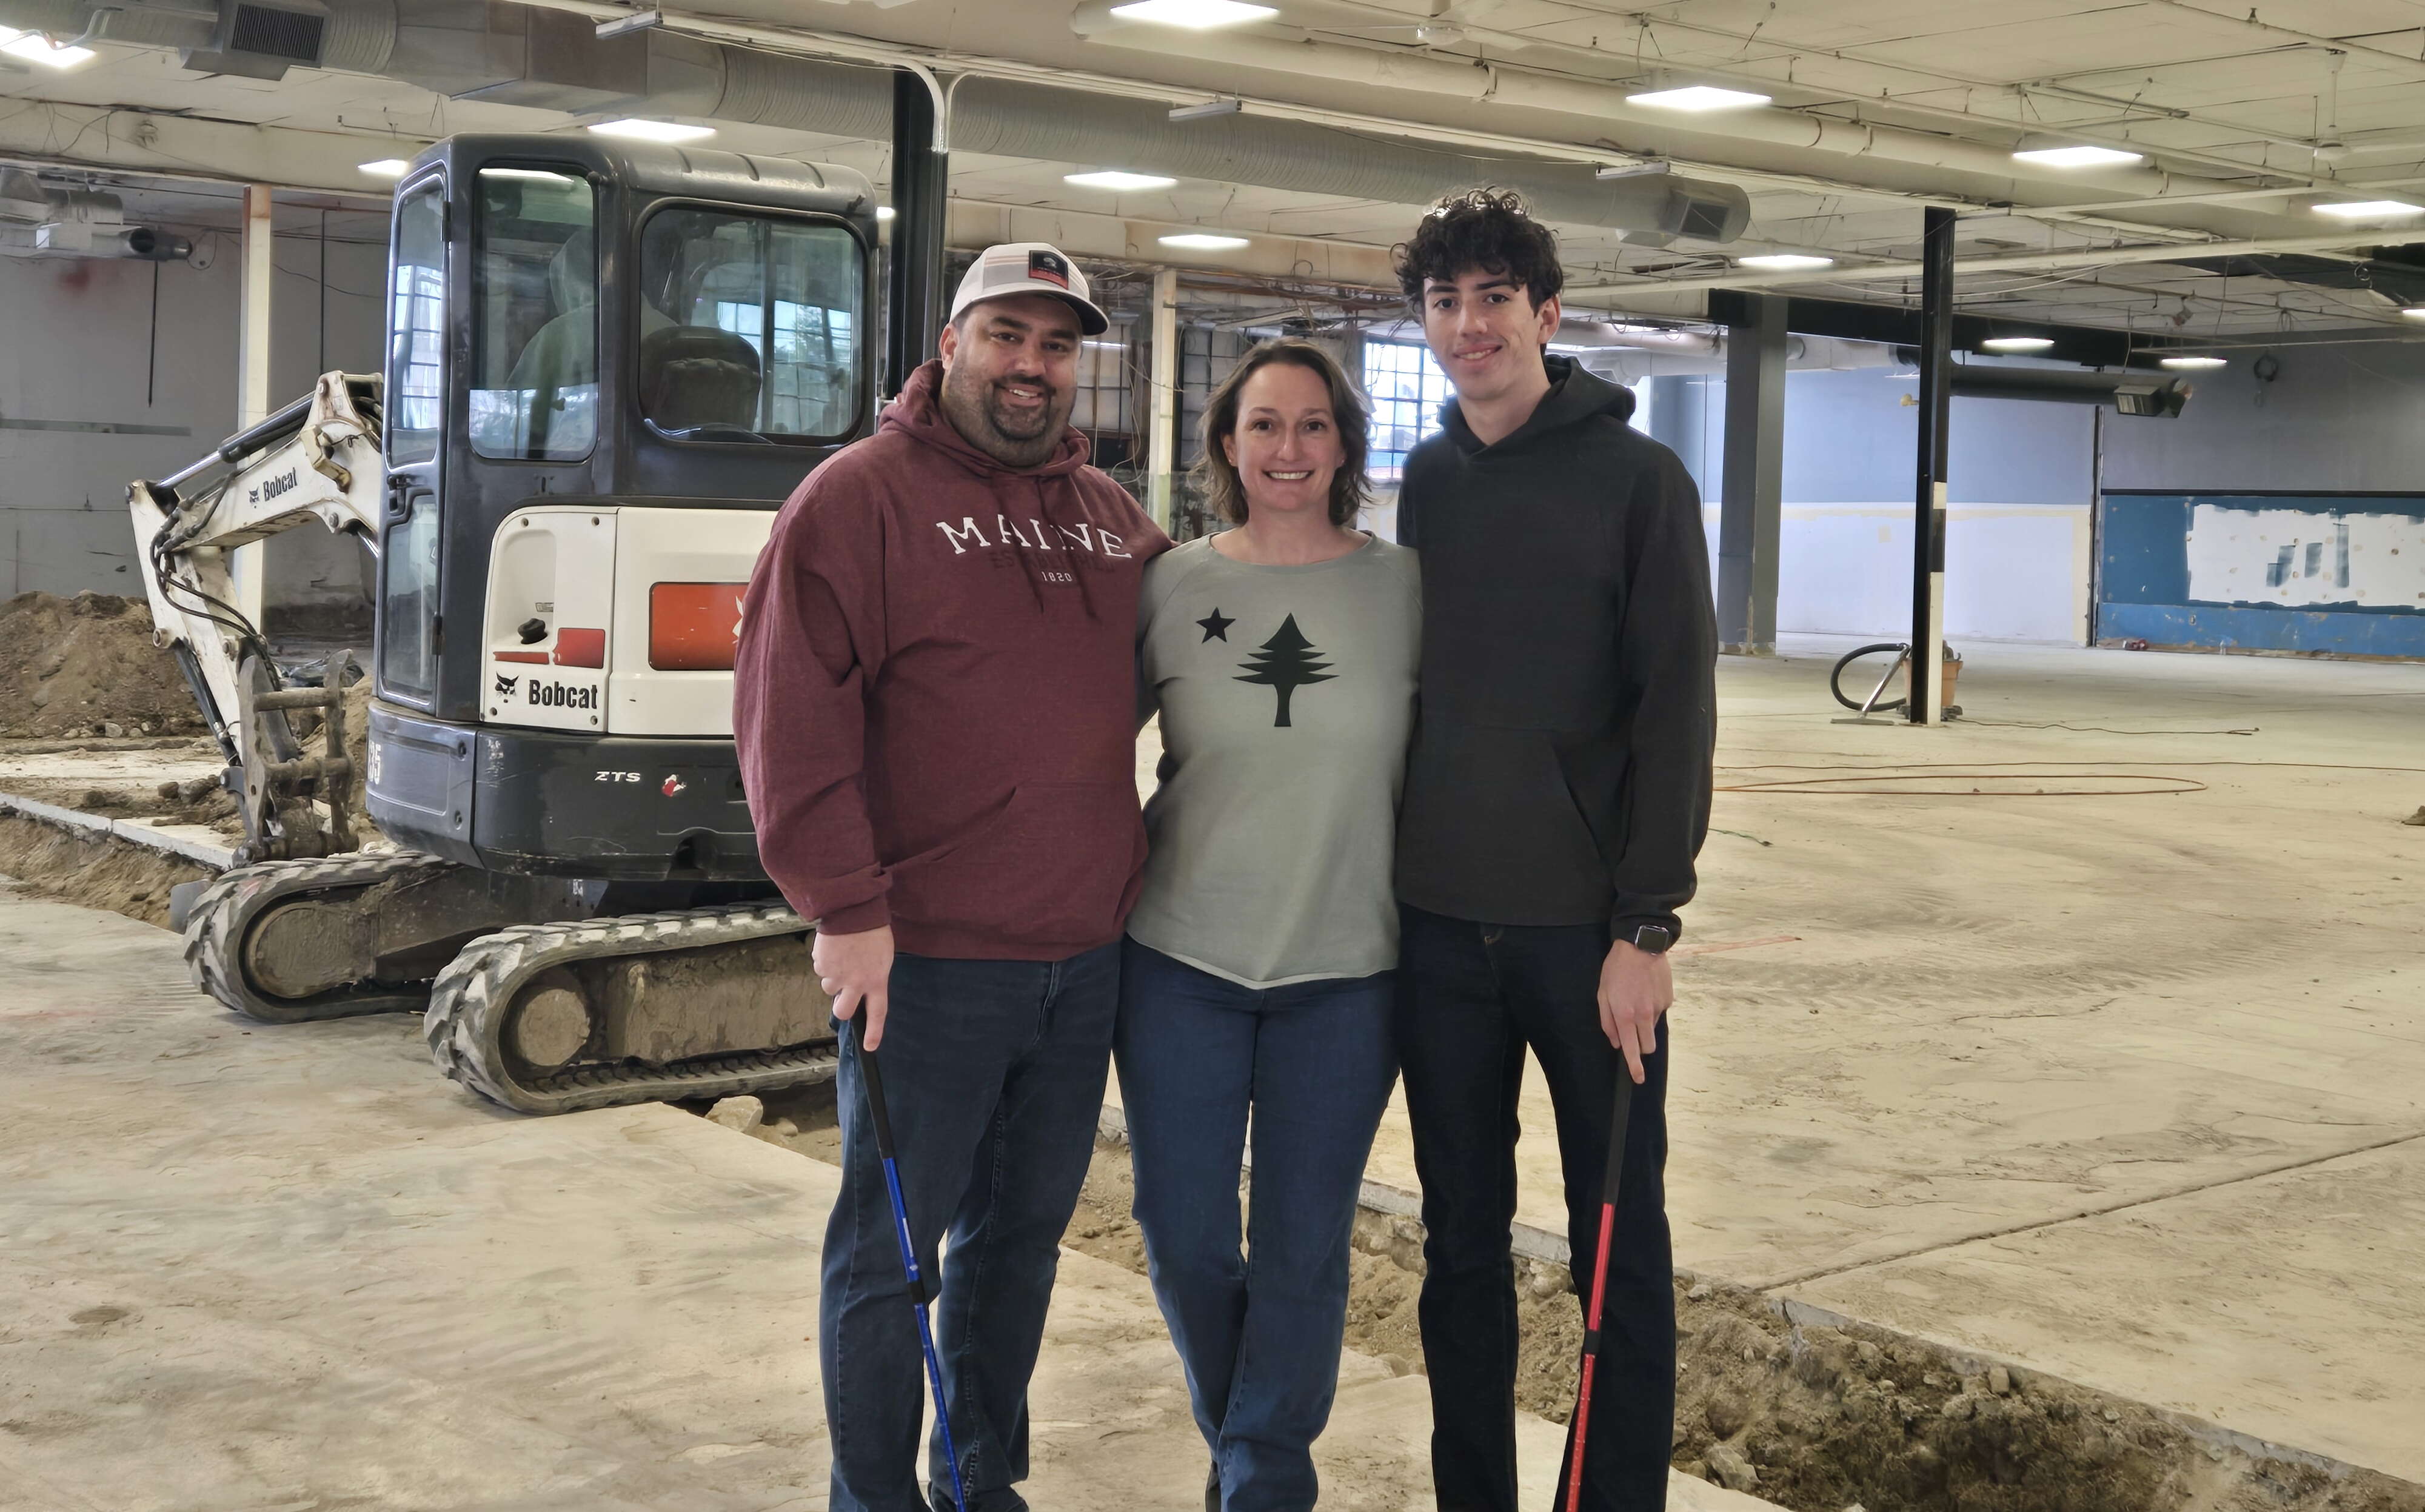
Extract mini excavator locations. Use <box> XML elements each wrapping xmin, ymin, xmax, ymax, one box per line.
<box><xmin>130</xmin><ymin>134</ymin><xmax>889</xmax><ymax>1114</ymax></box>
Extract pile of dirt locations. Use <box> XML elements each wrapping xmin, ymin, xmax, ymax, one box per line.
<box><xmin>0</xmin><ymin>812</ymin><xmax>212</xmax><ymax>929</ymax></box>
<box><xmin>0</xmin><ymin>592</ymin><xmax>206</xmax><ymax>740</ymax></box>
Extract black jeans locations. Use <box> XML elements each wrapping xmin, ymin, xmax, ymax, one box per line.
<box><xmin>1394</xmin><ymin>905</ymin><xmax>1674</xmax><ymax>1512</ymax></box>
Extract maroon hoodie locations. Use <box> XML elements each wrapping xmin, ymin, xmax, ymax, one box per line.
<box><xmin>734</xmin><ymin>360</ymin><xmax>1171</xmax><ymax>960</ymax></box>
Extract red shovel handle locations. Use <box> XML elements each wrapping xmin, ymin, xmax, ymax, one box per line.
<box><xmin>1562</xmin><ymin>1068</ymin><xmax>1635</xmax><ymax>1512</ymax></box>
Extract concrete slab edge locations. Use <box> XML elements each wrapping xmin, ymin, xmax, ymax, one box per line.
<box><xmin>0</xmin><ymin>790</ymin><xmax>236</xmax><ymax>871</ymax></box>
<box><xmin>1094</xmin><ymin>1104</ymin><xmax>2409</xmax><ymax>1491</ymax></box>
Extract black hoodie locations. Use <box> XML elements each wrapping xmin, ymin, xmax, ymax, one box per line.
<box><xmin>1393</xmin><ymin>355</ymin><xmax>1718</xmax><ymax>941</ymax></box>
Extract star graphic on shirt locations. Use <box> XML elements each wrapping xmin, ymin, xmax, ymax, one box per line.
<box><xmin>1196</xmin><ymin>607</ymin><xmax>1236</xmax><ymax>642</ymax></box>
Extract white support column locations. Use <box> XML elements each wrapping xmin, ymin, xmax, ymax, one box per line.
<box><xmin>1146</xmin><ymin>266</ymin><xmax>1180</xmax><ymax>534</ymax></box>
<box><xmin>232</xmin><ymin>183</ymin><xmax>275</xmax><ymax>633</ymax></box>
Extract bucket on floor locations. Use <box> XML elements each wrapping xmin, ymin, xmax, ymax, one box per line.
<box><xmin>1902</xmin><ymin>644</ymin><xmax>1962</xmax><ymax>712</ymax></box>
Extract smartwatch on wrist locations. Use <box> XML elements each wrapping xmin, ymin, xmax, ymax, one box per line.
<box><xmin>1628</xmin><ymin>923</ymin><xmax>1675</xmax><ymax>955</ymax></box>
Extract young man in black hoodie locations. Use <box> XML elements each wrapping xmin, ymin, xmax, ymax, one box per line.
<box><xmin>1390</xmin><ymin>189</ymin><xmax>1718</xmax><ymax>1511</ymax></box>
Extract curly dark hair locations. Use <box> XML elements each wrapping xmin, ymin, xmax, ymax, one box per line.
<box><xmin>1393</xmin><ymin>187</ymin><xmax>1564</xmax><ymax>309</ymax></box>
<box><xmin>1196</xmin><ymin>338</ymin><xmax>1373</xmax><ymax>530</ymax></box>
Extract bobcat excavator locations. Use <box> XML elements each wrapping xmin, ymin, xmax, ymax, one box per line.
<box><xmin>130</xmin><ymin>133</ymin><xmax>888</xmax><ymax>1114</ymax></box>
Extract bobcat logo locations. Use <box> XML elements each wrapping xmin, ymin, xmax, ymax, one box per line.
<box><xmin>493</xmin><ymin>672</ymin><xmax>518</xmax><ymax>700</ymax></box>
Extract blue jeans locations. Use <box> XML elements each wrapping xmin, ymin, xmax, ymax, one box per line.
<box><xmin>1395</xmin><ymin>905</ymin><xmax>1673</xmax><ymax>1512</ymax></box>
<box><xmin>821</xmin><ymin>943</ymin><xmax>1120</xmax><ymax>1512</ymax></box>
<box><xmin>1114</xmin><ymin>938</ymin><xmax>1400</xmax><ymax>1512</ymax></box>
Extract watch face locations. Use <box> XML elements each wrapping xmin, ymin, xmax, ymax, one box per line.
<box><xmin>1634</xmin><ymin>925</ymin><xmax>1674</xmax><ymax>954</ymax></box>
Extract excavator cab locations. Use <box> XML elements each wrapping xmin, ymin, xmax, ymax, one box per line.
<box><xmin>367</xmin><ymin>134</ymin><xmax>878</xmax><ymax>881</ymax></box>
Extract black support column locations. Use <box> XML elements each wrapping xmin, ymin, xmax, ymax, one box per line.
<box><xmin>1909</xmin><ymin>206</ymin><xmax>1955</xmax><ymax>724</ymax></box>
<box><xmin>1717</xmin><ymin>293</ymin><xmax>1787</xmax><ymax>655</ymax></box>
<box><xmin>885</xmin><ymin>69</ymin><xmax>950</xmax><ymax>399</ymax></box>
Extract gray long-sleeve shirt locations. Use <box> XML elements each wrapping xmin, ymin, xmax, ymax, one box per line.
<box><xmin>1129</xmin><ymin>534</ymin><xmax>1421</xmax><ymax>988</ymax></box>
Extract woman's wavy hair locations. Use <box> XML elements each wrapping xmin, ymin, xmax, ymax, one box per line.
<box><xmin>1194</xmin><ymin>337</ymin><xmax>1373</xmax><ymax>530</ymax></box>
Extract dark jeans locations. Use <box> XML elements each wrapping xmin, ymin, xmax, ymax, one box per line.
<box><xmin>821</xmin><ymin>942</ymin><xmax>1120</xmax><ymax>1512</ymax></box>
<box><xmin>1114</xmin><ymin>939</ymin><xmax>1400</xmax><ymax>1512</ymax></box>
<box><xmin>1394</xmin><ymin>905</ymin><xmax>1674</xmax><ymax>1512</ymax></box>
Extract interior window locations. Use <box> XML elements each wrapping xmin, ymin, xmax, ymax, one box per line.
<box><xmin>637</xmin><ymin>208</ymin><xmax>863</xmax><ymax>444</ymax></box>
<box><xmin>385</xmin><ymin>182</ymin><xmax>445</xmax><ymax>468</ymax></box>
<box><xmin>471</xmin><ymin>167</ymin><xmax>598</xmax><ymax>461</ymax></box>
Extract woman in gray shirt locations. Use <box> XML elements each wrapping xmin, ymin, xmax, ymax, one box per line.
<box><xmin>1119</xmin><ymin>338</ymin><xmax>1419</xmax><ymax>1511</ymax></box>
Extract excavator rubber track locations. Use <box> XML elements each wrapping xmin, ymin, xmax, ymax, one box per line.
<box><xmin>185</xmin><ymin>851</ymin><xmax>462</xmax><ymax>1023</ymax></box>
<box><xmin>423</xmin><ymin>902</ymin><xmax>839</xmax><ymax>1116</ymax></box>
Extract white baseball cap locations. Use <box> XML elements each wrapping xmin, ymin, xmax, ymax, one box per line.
<box><xmin>949</xmin><ymin>243</ymin><xmax>1110</xmax><ymax>336</ymax></box>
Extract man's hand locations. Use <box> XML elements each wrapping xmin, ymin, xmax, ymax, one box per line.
<box><xmin>1597</xmin><ymin>937</ymin><xmax>1673</xmax><ymax>1085</ymax></box>
<box><xmin>814</xmin><ymin>925</ymin><xmax>896</xmax><ymax>1049</ymax></box>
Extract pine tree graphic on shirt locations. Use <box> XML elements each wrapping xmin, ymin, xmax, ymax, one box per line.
<box><xmin>1235</xmin><ymin>614</ymin><xmax>1334</xmax><ymax>728</ymax></box>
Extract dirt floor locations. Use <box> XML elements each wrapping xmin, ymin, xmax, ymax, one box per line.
<box><xmin>0</xmin><ymin>812</ymin><xmax>214</xmax><ymax>928</ymax></box>
<box><xmin>0</xmin><ymin>591</ymin><xmax>209</xmax><ymax>740</ymax></box>
<box><xmin>734</xmin><ymin>1082</ymin><xmax>2421</xmax><ymax>1512</ymax></box>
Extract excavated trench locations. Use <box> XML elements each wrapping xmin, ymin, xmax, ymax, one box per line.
<box><xmin>734</xmin><ymin>1083</ymin><xmax>2422</xmax><ymax>1512</ymax></box>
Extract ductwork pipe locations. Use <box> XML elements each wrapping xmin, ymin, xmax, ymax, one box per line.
<box><xmin>1067</xmin><ymin>2</ymin><xmax>2266</xmax><ymax>207</ymax></box>
<box><xmin>0</xmin><ymin>0</ymin><xmax>1747</xmax><ymax>241</ymax></box>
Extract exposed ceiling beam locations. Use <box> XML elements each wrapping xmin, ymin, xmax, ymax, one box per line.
<box><xmin>1566</xmin><ymin>232</ymin><xmax>2415</xmax><ymax>300</ymax></box>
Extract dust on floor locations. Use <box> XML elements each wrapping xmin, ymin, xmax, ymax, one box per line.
<box><xmin>716</xmin><ymin>1083</ymin><xmax>2423</xmax><ymax>1512</ymax></box>
<box><xmin>0</xmin><ymin>812</ymin><xmax>214</xmax><ymax>928</ymax></box>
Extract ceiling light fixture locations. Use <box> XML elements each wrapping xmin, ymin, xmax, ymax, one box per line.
<box><xmin>1738</xmin><ymin>253</ymin><xmax>1835</xmax><ymax>270</ymax></box>
<box><xmin>1108</xmin><ymin>0</ymin><xmax>1278</xmax><ymax>27</ymax></box>
<box><xmin>0</xmin><ymin>27</ymin><xmax>97</xmax><ymax>67</ymax></box>
<box><xmin>877</xmin><ymin>206</ymin><xmax>896</xmax><ymax>221</ymax></box>
<box><xmin>2012</xmin><ymin>144</ymin><xmax>2146</xmax><ymax>168</ymax></box>
<box><xmin>1160</xmin><ymin>232</ymin><xmax>1251</xmax><ymax>250</ymax></box>
<box><xmin>2312</xmin><ymin>199</ymin><xmax>2424</xmax><ymax>219</ymax></box>
<box><xmin>1627</xmin><ymin>85</ymin><xmax>1771</xmax><ymax>112</ymax></box>
<box><xmin>1981</xmin><ymin>336</ymin><xmax>2055</xmax><ymax>353</ymax></box>
<box><xmin>587</xmin><ymin>118</ymin><xmax>715</xmax><ymax>143</ymax></box>
<box><xmin>1594</xmin><ymin>161</ymin><xmax>1670</xmax><ymax>181</ymax></box>
<box><xmin>358</xmin><ymin>159</ymin><xmax>412</xmax><ymax>178</ymax></box>
<box><xmin>1169</xmin><ymin>99</ymin><xmax>1243</xmax><ymax>121</ymax></box>
<box><xmin>594</xmin><ymin>8</ymin><xmax>661</xmax><ymax>39</ymax></box>
<box><xmin>2404</xmin><ymin>306</ymin><xmax>2425</xmax><ymax>319</ymax></box>
<box><xmin>1065</xmin><ymin>170</ymin><xmax>1179</xmax><ymax>192</ymax></box>
<box><xmin>2159</xmin><ymin>355</ymin><xmax>2227</xmax><ymax>369</ymax></box>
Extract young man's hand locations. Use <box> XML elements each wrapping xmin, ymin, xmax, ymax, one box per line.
<box><xmin>1597</xmin><ymin>938</ymin><xmax>1672</xmax><ymax>1085</ymax></box>
<box><xmin>815</xmin><ymin>925</ymin><xmax>897</xmax><ymax>1049</ymax></box>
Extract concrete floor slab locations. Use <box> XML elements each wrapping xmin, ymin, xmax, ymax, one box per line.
<box><xmin>0</xmin><ymin>881</ymin><xmax>1766</xmax><ymax>1511</ymax></box>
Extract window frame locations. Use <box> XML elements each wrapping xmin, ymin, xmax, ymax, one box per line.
<box><xmin>630</xmin><ymin>199</ymin><xmax>873</xmax><ymax>451</ymax></box>
<box><xmin>467</xmin><ymin>159</ymin><xmax>601</xmax><ymax>466</ymax></box>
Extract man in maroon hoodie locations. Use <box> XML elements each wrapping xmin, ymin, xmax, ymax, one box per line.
<box><xmin>735</xmin><ymin>243</ymin><xmax>1169</xmax><ymax>1512</ymax></box>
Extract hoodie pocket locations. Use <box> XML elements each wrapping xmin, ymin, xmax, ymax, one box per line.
<box><xmin>888</xmin><ymin>782</ymin><xmax>1142</xmax><ymax>946</ymax></box>
<box><xmin>1399</xmin><ymin>723</ymin><xmax>1610</xmax><ymax>915</ymax></box>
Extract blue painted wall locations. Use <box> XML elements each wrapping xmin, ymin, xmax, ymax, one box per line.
<box><xmin>2099</xmin><ymin>492</ymin><xmax>2425</xmax><ymax>658</ymax></box>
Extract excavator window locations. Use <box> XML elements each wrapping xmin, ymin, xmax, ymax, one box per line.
<box><xmin>473</xmin><ymin>167</ymin><xmax>599</xmax><ymax>461</ymax></box>
<box><xmin>385</xmin><ymin>181</ymin><xmax>446</xmax><ymax>469</ymax></box>
<box><xmin>636</xmin><ymin>207</ymin><xmax>863</xmax><ymax>446</ymax></box>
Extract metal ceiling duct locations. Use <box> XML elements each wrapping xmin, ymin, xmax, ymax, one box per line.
<box><xmin>0</xmin><ymin>0</ymin><xmax>1749</xmax><ymax>243</ymax></box>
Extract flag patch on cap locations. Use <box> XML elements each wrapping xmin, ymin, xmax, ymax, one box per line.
<box><xmin>1026</xmin><ymin>249</ymin><xmax>1071</xmax><ymax>289</ymax></box>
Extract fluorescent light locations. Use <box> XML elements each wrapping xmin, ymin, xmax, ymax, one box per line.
<box><xmin>359</xmin><ymin>159</ymin><xmax>412</xmax><ymax>178</ymax></box>
<box><xmin>1108</xmin><ymin>0</ymin><xmax>1277</xmax><ymax>26</ymax></box>
<box><xmin>2012</xmin><ymin>145</ymin><xmax>2146</xmax><ymax>168</ymax></box>
<box><xmin>1627</xmin><ymin>85</ymin><xmax>1771</xmax><ymax>112</ymax></box>
<box><xmin>0</xmin><ymin>27</ymin><xmax>96</xmax><ymax>67</ymax></box>
<box><xmin>1160</xmin><ymin>232</ymin><xmax>1250</xmax><ymax>250</ymax></box>
<box><xmin>2160</xmin><ymin>356</ymin><xmax>2227</xmax><ymax>369</ymax></box>
<box><xmin>1981</xmin><ymin>336</ymin><xmax>2055</xmax><ymax>353</ymax></box>
<box><xmin>587</xmin><ymin>118</ymin><xmax>716</xmax><ymax>143</ymax></box>
<box><xmin>1065</xmin><ymin>170</ymin><xmax>1179</xmax><ymax>192</ymax></box>
<box><xmin>2313</xmin><ymin>199</ymin><xmax>2424</xmax><ymax>219</ymax></box>
<box><xmin>1170</xmin><ymin>99</ymin><xmax>1244</xmax><ymax>121</ymax></box>
<box><xmin>1738</xmin><ymin>253</ymin><xmax>1835</xmax><ymax>270</ymax></box>
<box><xmin>2404</xmin><ymin>306</ymin><xmax>2425</xmax><ymax>319</ymax></box>
<box><xmin>877</xmin><ymin>206</ymin><xmax>896</xmax><ymax>221</ymax></box>
<box><xmin>480</xmin><ymin>167</ymin><xmax>575</xmax><ymax>181</ymax></box>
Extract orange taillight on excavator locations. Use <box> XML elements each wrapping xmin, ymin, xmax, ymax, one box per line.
<box><xmin>649</xmin><ymin>583</ymin><xmax>747</xmax><ymax>671</ymax></box>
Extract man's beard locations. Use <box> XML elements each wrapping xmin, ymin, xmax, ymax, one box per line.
<box><xmin>940</xmin><ymin>364</ymin><xmax>1074</xmax><ymax>469</ymax></box>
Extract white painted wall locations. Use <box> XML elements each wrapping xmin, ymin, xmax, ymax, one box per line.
<box><xmin>1701</xmin><ymin>502</ymin><xmax>2093</xmax><ymax>643</ymax></box>
<box><xmin>0</xmin><ymin>215</ymin><xmax>386</xmax><ymax>609</ymax></box>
